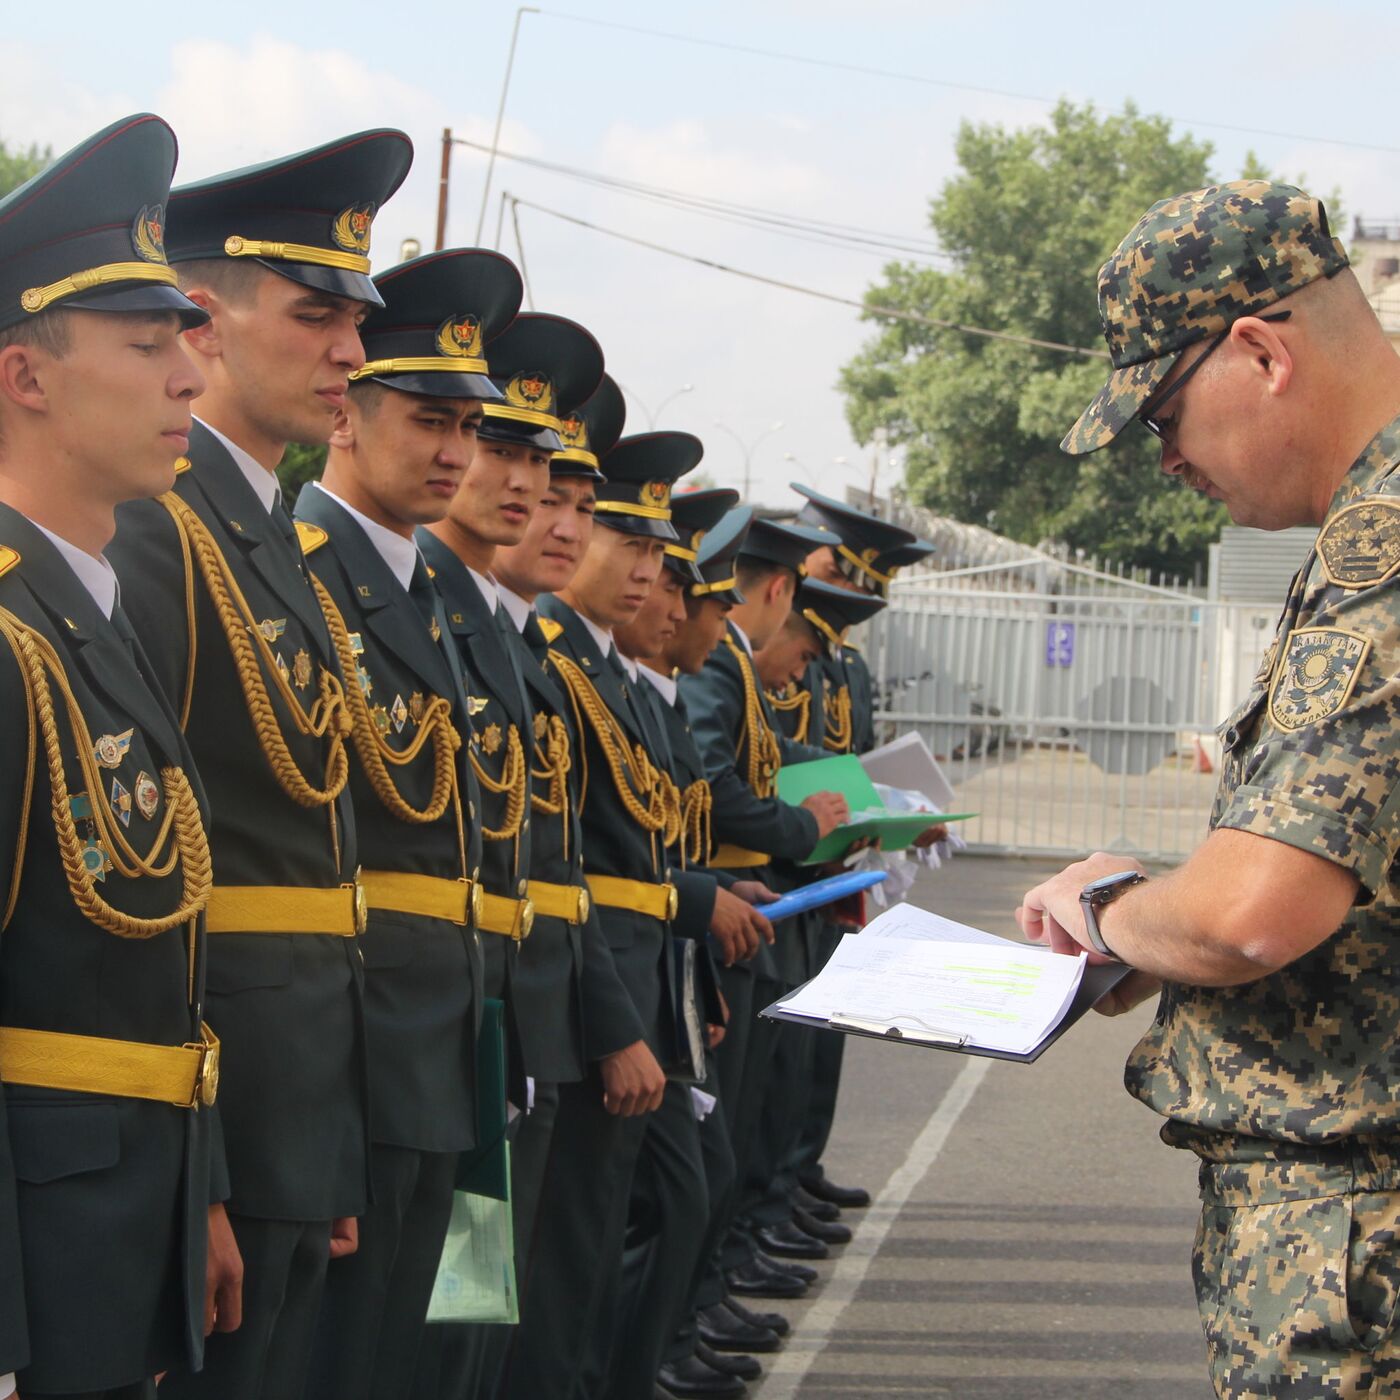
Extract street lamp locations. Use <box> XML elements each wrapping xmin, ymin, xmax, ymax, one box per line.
<box><xmin>712</xmin><ymin>420</ymin><xmax>784</xmax><ymax>500</ymax></box>
<box><xmin>617</xmin><ymin>382</ymin><xmax>694</xmax><ymax>430</ymax></box>
<box><xmin>476</xmin><ymin>6</ymin><xmax>540</xmax><ymax>247</ymax></box>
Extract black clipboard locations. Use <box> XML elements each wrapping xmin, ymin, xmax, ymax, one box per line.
<box><xmin>759</xmin><ymin>960</ymin><xmax>1132</xmax><ymax>1064</ymax></box>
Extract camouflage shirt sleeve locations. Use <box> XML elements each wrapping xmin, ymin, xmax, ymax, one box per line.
<box><xmin>1214</xmin><ymin>542</ymin><xmax>1400</xmax><ymax>900</ymax></box>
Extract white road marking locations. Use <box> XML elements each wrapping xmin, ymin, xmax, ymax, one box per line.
<box><xmin>756</xmin><ymin>1054</ymin><xmax>992</xmax><ymax>1398</ymax></box>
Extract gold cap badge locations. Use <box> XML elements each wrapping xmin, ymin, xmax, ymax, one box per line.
<box><xmin>331</xmin><ymin>203</ymin><xmax>376</xmax><ymax>255</ymax></box>
<box><xmin>436</xmin><ymin>312</ymin><xmax>483</xmax><ymax>360</ymax></box>
<box><xmin>642</xmin><ymin>480</ymin><xmax>672</xmax><ymax>510</ymax></box>
<box><xmin>131</xmin><ymin>205</ymin><xmax>167</xmax><ymax>264</ymax></box>
<box><xmin>506</xmin><ymin>371</ymin><xmax>554</xmax><ymax>414</ymax></box>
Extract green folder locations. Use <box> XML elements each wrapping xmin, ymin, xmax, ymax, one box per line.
<box><xmin>455</xmin><ymin>997</ymin><xmax>509</xmax><ymax>1200</ymax></box>
<box><xmin>776</xmin><ymin>753</ymin><xmax>975</xmax><ymax>865</ymax></box>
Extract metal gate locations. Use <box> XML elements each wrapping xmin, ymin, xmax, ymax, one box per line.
<box><xmin>864</xmin><ymin>561</ymin><xmax>1277</xmax><ymax>861</ymax></box>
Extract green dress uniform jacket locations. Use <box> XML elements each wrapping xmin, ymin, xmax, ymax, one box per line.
<box><xmin>0</xmin><ymin>509</ymin><xmax>216</xmax><ymax>1392</ymax></box>
<box><xmin>108</xmin><ymin>422</ymin><xmax>367</xmax><ymax>1223</ymax></box>
<box><xmin>297</xmin><ymin>489</ymin><xmax>483</xmax><ymax>1152</ymax></box>
<box><xmin>504</xmin><ymin>602</ymin><xmax>644</xmax><ymax>1074</ymax></box>
<box><xmin>843</xmin><ymin>642</ymin><xmax>877</xmax><ymax>755</ymax></box>
<box><xmin>538</xmin><ymin>597</ymin><xmax>677</xmax><ymax>1052</ymax></box>
<box><xmin>416</xmin><ymin>535</ymin><xmax>529</xmax><ymax>1010</ymax></box>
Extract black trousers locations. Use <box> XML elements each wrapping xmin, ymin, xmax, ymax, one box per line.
<box><xmin>663</xmin><ymin>1057</ymin><xmax>738</xmax><ymax>1367</ymax></box>
<box><xmin>306</xmin><ymin>1144</ymin><xmax>457</xmax><ymax>1400</ymax></box>
<box><xmin>609</xmin><ymin>1081</ymin><xmax>711</xmax><ymax>1398</ymax></box>
<box><xmin>161</xmin><ymin>1215</ymin><xmax>331</xmax><ymax>1400</ymax></box>
<box><xmin>409</xmin><ymin>1083</ymin><xmax>561</xmax><ymax>1400</ymax></box>
<box><xmin>497</xmin><ymin>1068</ymin><xmax>648</xmax><ymax>1400</ymax></box>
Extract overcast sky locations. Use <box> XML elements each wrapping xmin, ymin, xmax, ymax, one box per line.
<box><xmin>6</xmin><ymin>1</ymin><xmax>1399</xmax><ymax>506</ymax></box>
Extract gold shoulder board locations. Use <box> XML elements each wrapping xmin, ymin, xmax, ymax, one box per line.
<box><xmin>0</xmin><ymin>546</ymin><xmax>19</xmax><ymax>579</ymax></box>
<box><xmin>295</xmin><ymin>521</ymin><xmax>329</xmax><ymax>555</ymax></box>
<box><xmin>538</xmin><ymin>617</ymin><xmax>564</xmax><ymax>643</ymax></box>
<box><xmin>173</xmin><ymin>456</ymin><xmax>193</xmax><ymax>476</ymax></box>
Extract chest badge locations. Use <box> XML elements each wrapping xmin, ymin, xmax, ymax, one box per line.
<box><xmin>109</xmin><ymin>778</ymin><xmax>133</xmax><ymax>828</ymax></box>
<box><xmin>293</xmin><ymin>649</ymin><xmax>312</xmax><ymax>690</ymax></box>
<box><xmin>534</xmin><ymin>711</ymin><xmax>549</xmax><ymax>740</ymax></box>
<box><xmin>390</xmin><ymin>694</ymin><xmax>409</xmax><ymax>734</ymax></box>
<box><xmin>93</xmin><ymin>729</ymin><xmax>134</xmax><ymax>769</ymax></box>
<box><xmin>258</xmin><ymin>617</ymin><xmax>287</xmax><ymax>643</ymax></box>
<box><xmin>467</xmin><ymin>696</ymin><xmax>490</xmax><ymax>717</ymax></box>
<box><xmin>135</xmin><ymin>771</ymin><xmax>160</xmax><ymax>820</ymax></box>
<box><xmin>1268</xmin><ymin>626</ymin><xmax>1372</xmax><ymax>732</ymax></box>
<box><xmin>482</xmin><ymin>722</ymin><xmax>503</xmax><ymax>756</ymax></box>
<box><xmin>409</xmin><ymin>692</ymin><xmax>426</xmax><ymax>725</ymax></box>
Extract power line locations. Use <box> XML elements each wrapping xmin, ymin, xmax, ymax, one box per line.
<box><xmin>540</xmin><ymin>9</ymin><xmax>1400</xmax><ymax>157</ymax></box>
<box><xmin>507</xmin><ymin>194</ymin><xmax>1109</xmax><ymax>360</ymax></box>
<box><xmin>449</xmin><ymin>135</ymin><xmax>950</xmax><ymax>263</ymax></box>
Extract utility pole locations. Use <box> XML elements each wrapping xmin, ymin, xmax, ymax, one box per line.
<box><xmin>476</xmin><ymin>6</ymin><xmax>539</xmax><ymax>247</ymax></box>
<box><xmin>434</xmin><ymin>127</ymin><xmax>452</xmax><ymax>251</ymax></box>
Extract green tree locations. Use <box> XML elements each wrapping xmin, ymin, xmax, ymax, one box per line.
<box><xmin>841</xmin><ymin>100</ymin><xmax>1238</xmax><ymax>576</ymax></box>
<box><xmin>0</xmin><ymin>138</ymin><xmax>51</xmax><ymax>198</ymax></box>
<box><xmin>277</xmin><ymin>442</ymin><xmax>327</xmax><ymax>506</ymax></box>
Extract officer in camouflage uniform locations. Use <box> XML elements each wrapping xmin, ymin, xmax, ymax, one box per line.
<box><xmin>1022</xmin><ymin>181</ymin><xmax>1400</xmax><ymax>1397</ymax></box>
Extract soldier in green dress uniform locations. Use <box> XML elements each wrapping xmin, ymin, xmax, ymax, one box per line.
<box><xmin>677</xmin><ymin>515</ymin><xmax>848</xmax><ymax>1304</ymax></box>
<box><xmin>498</xmin><ymin>431</ymin><xmax>704</xmax><ymax>1399</ymax></box>
<box><xmin>780</xmin><ymin>489</ymin><xmax>936</xmax><ymax>1218</ymax></box>
<box><xmin>412</xmin><ymin>311</ymin><xmax>605</xmax><ymax>1399</ymax></box>
<box><xmin>0</xmin><ymin>114</ymin><xmax>227</xmax><ymax>1400</ymax></box>
<box><xmin>106</xmin><ymin>130</ymin><xmax>414</xmax><ymax>1400</ymax></box>
<box><xmin>1024</xmin><ymin>180</ymin><xmax>1400</xmax><ymax>1397</ymax></box>
<box><xmin>293</xmin><ymin>247</ymin><xmax>525</xmax><ymax>1399</ymax></box>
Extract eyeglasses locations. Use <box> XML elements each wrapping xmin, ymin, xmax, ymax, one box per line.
<box><xmin>1139</xmin><ymin>310</ymin><xmax>1292</xmax><ymax>441</ymax></box>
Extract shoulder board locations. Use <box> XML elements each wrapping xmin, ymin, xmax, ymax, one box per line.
<box><xmin>538</xmin><ymin>617</ymin><xmax>564</xmax><ymax>643</ymax></box>
<box><xmin>0</xmin><ymin>546</ymin><xmax>18</xmax><ymax>580</ymax></box>
<box><xmin>1317</xmin><ymin>498</ymin><xmax>1400</xmax><ymax>589</ymax></box>
<box><xmin>174</xmin><ymin>455</ymin><xmax>192</xmax><ymax>476</ymax></box>
<box><xmin>295</xmin><ymin>521</ymin><xmax>329</xmax><ymax>556</ymax></box>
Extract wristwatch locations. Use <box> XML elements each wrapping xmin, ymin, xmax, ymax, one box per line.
<box><xmin>1079</xmin><ymin>870</ymin><xmax>1146</xmax><ymax>959</ymax></box>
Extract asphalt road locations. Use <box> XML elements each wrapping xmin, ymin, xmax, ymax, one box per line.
<box><xmin>748</xmin><ymin>854</ymin><xmax>1213</xmax><ymax>1400</ymax></box>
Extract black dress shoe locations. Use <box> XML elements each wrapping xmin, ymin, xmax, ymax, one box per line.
<box><xmin>798</xmin><ymin>1169</ymin><xmax>871</xmax><ymax>1209</ymax></box>
<box><xmin>793</xmin><ymin>1186</ymin><xmax>842</xmax><ymax>1223</ymax></box>
<box><xmin>696</xmin><ymin>1341</ymin><xmax>762</xmax><ymax>1381</ymax></box>
<box><xmin>656</xmin><ymin>1355</ymin><xmax>747</xmax><ymax>1398</ymax></box>
<box><xmin>724</xmin><ymin>1296</ymin><xmax>791</xmax><ymax>1338</ymax></box>
<box><xmin>794</xmin><ymin>1204</ymin><xmax>853</xmax><ymax>1245</ymax></box>
<box><xmin>754</xmin><ymin>1248</ymin><xmax>817</xmax><ymax>1284</ymax></box>
<box><xmin>754</xmin><ymin>1221</ymin><xmax>830</xmax><ymax>1260</ymax></box>
<box><xmin>725</xmin><ymin>1260</ymin><xmax>808</xmax><ymax>1299</ymax></box>
<box><xmin>697</xmin><ymin>1303</ymin><xmax>781</xmax><ymax>1354</ymax></box>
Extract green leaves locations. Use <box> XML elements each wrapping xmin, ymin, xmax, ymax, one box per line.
<box><xmin>842</xmin><ymin>99</ymin><xmax>1228</xmax><ymax>574</ymax></box>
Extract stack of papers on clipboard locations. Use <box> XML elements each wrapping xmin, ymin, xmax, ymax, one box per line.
<box><xmin>763</xmin><ymin>902</ymin><xmax>1129</xmax><ymax>1062</ymax></box>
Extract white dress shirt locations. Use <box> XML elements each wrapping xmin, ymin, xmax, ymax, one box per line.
<box><xmin>306</xmin><ymin>482</ymin><xmax>420</xmax><ymax>591</ymax></box>
<box><xmin>730</xmin><ymin>620</ymin><xmax>755</xmax><ymax>657</ymax></box>
<box><xmin>198</xmin><ymin>416</ymin><xmax>280</xmax><ymax>515</ymax></box>
<box><xmin>639</xmin><ymin>663</ymin><xmax>678</xmax><ymax>707</ymax></box>
<box><xmin>497</xmin><ymin>584</ymin><xmax>533</xmax><ymax>635</ymax></box>
<box><xmin>467</xmin><ymin>566</ymin><xmax>499</xmax><ymax>616</ymax></box>
<box><xmin>33</xmin><ymin>522</ymin><xmax>119</xmax><ymax>620</ymax></box>
<box><xmin>576</xmin><ymin>610</ymin><xmax>614</xmax><ymax>661</ymax></box>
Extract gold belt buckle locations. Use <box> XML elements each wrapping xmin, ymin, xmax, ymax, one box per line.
<box><xmin>186</xmin><ymin>1028</ymin><xmax>220</xmax><ymax>1108</ymax></box>
<box><xmin>516</xmin><ymin>898</ymin><xmax>535</xmax><ymax>941</ymax></box>
<box><xmin>467</xmin><ymin>880</ymin><xmax>484</xmax><ymax>928</ymax></box>
<box><xmin>575</xmin><ymin>886</ymin><xmax>590</xmax><ymax>923</ymax></box>
<box><xmin>664</xmin><ymin>884</ymin><xmax>679</xmax><ymax>921</ymax></box>
<box><xmin>347</xmin><ymin>869</ymin><xmax>368</xmax><ymax>936</ymax></box>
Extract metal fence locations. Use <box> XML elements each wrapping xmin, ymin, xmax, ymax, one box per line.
<box><xmin>865</xmin><ymin>561</ymin><xmax>1277</xmax><ymax>861</ymax></box>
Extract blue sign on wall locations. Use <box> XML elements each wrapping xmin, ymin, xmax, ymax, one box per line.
<box><xmin>1045</xmin><ymin>621</ymin><xmax>1075</xmax><ymax>668</ymax></box>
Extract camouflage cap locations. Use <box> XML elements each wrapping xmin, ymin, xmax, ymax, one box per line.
<box><xmin>1062</xmin><ymin>180</ymin><xmax>1349</xmax><ymax>456</ymax></box>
